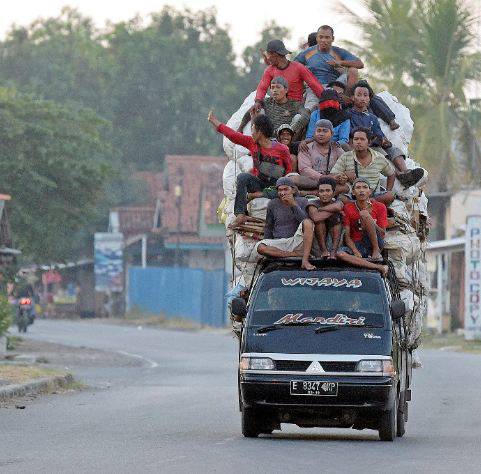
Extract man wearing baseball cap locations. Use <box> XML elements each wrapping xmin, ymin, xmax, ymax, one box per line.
<box><xmin>255</xmin><ymin>177</ymin><xmax>316</xmax><ymax>271</ymax></box>
<box><xmin>254</xmin><ymin>39</ymin><xmax>324</xmax><ymax>111</ymax></box>
<box><xmin>337</xmin><ymin>177</ymin><xmax>389</xmax><ymax>276</ymax></box>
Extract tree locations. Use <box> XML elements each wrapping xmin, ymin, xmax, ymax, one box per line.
<box><xmin>0</xmin><ymin>88</ymin><xmax>110</xmax><ymax>261</ymax></box>
<box><xmin>341</xmin><ymin>0</ymin><xmax>481</xmax><ymax>190</ymax></box>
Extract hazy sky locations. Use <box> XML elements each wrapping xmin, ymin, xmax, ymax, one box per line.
<box><xmin>0</xmin><ymin>0</ymin><xmax>366</xmax><ymax>54</ymax></box>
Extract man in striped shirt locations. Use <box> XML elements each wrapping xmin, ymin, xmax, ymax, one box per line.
<box><xmin>329</xmin><ymin>127</ymin><xmax>395</xmax><ymax>206</ymax></box>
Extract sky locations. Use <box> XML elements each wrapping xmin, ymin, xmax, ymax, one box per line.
<box><xmin>0</xmin><ymin>0</ymin><xmax>367</xmax><ymax>54</ymax></box>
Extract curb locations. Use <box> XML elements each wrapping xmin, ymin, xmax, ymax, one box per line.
<box><xmin>0</xmin><ymin>373</ymin><xmax>74</xmax><ymax>401</ymax></box>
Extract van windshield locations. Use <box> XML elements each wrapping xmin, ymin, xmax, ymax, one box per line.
<box><xmin>250</xmin><ymin>271</ymin><xmax>387</xmax><ymax>328</ymax></box>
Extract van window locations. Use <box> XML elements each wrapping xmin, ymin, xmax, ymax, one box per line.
<box><xmin>250</xmin><ymin>271</ymin><xmax>387</xmax><ymax>327</ymax></box>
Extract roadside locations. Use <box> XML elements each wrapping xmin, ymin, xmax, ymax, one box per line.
<box><xmin>421</xmin><ymin>331</ymin><xmax>481</xmax><ymax>354</ymax></box>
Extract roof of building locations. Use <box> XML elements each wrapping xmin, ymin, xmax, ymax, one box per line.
<box><xmin>122</xmin><ymin>155</ymin><xmax>227</xmax><ymax>247</ymax></box>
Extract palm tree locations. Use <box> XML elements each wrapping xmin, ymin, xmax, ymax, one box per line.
<box><xmin>340</xmin><ymin>0</ymin><xmax>481</xmax><ymax>190</ymax></box>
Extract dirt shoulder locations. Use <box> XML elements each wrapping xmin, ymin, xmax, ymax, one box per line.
<box><xmin>421</xmin><ymin>332</ymin><xmax>481</xmax><ymax>354</ymax></box>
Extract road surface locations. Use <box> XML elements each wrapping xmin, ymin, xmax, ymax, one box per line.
<box><xmin>2</xmin><ymin>320</ymin><xmax>481</xmax><ymax>473</ymax></box>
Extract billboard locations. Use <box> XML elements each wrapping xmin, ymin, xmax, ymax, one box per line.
<box><xmin>94</xmin><ymin>233</ymin><xmax>123</xmax><ymax>292</ymax></box>
<box><xmin>465</xmin><ymin>216</ymin><xmax>481</xmax><ymax>340</ymax></box>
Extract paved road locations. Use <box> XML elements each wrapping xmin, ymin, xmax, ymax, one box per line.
<box><xmin>2</xmin><ymin>320</ymin><xmax>481</xmax><ymax>473</ymax></box>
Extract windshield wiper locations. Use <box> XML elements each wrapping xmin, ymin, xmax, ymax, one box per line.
<box><xmin>314</xmin><ymin>324</ymin><xmax>383</xmax><ymax>334</ymax></box>
<box><xmin>256</xmin><ymin>321</ymin><xmax>320</xmax><ymax>334</ymax></box>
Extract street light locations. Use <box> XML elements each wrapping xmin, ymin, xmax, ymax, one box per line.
<box><xmin>174</xmin><ymin>184</ymin><xmax>182</xmax><ymax>267</ymax></box>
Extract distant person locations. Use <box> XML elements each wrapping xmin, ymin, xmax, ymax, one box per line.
<box><xmin>255</xmin><ymin>177</ymin><xmax>315</xmax><ymax>271</ymax></box>
<box><xmin>307</xmin><ymin>177</ymin><xmax>344</xmax><ymax>259</ymax></box>
<box><xmin>295</xmin><ymin>25</ymin><xmax>364</xmax><ymax>111</ymax></box>
<box><xmin>330</xmin><ymin>127</ymin><xmax>395</xmax><ymax>206</ymax></box>
<box><xmin>254</xmin><ymin>39</ymin><xmax>324</xmax><ymax>111</ymax></box>
<box><xmin>237</xmin><ymin>76</ymin><xmax>309</xmax><ymax>140</ymax></box>
<box><xmin>337</xmin><ymin>178</ymin><xmax>389</xmax><ymax>276</ymax></box>
<box><xmin>349</xmin><ymin>81</ymin><xmax>424</xmax><ymax>188</ymax></box>
<box><xmin>207</xmin><ymin>111</ymin><xmax>291</xmax><ymax>227</ymax></box>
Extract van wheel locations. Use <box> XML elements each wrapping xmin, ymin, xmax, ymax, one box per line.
<box><xmin>397</xmin><ymin>400</ymin><xmax>406</xmax><ymax>437</ymax></box>
<box><xmin>378</xmin><ymin>399</ymin><xmax>397</xmax><ymax>441</ymax></box>
<box><xmin>242</xmin><ymin>406</ymin><xmax>260</xmax><ymax>438</ymax></box>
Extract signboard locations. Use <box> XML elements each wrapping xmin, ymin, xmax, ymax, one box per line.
<box><xmin>94</xmin><ymin>233</ymin><xmax>123</xmax><ymax>292</ymax></box>
<box><xmin>465</xmin><ymin>216</ymin><xmax>481</xmax><ymax>340</ymax></box>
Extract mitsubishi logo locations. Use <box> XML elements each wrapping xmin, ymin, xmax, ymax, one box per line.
<box><xmin>306</xmin><ymin>361</ymin><xmax>324</xmax><ymax>373</ymax></box>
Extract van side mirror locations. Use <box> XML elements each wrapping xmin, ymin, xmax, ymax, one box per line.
<box><xmin>231</xmin><ymin>297</ymin><xmax>247</xmax><ymax>319</ymax></box>
<box><xmin>390</xmin><ymin>300</ymin><xmax>405</xmax><ymax>321</ymax></box>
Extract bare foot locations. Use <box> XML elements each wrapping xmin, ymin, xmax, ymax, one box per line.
<box><xmin>228</xmin><ymin>214</ymin><xmax>249</xmax><ymax>228</ymax></box>
<box><xmin>302</xmin><ymin>259</ymin><xmax>316</xmax><ymax>270</ymax></box>
<box><xmin>377</xmin><ymin>264</ymin><xmax>389</xmax><ymax>277</ymax></box>
<box><xmin>328</xmin><ymin>250</ymin><xmax>337</xmax><ymax>260</ymax></box>
<box><xmin>320</xmin><ymin>251</ymin><xmax>329</xmax><ymax>259</ymax></box>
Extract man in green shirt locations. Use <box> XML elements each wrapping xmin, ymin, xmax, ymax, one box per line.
<box><xmin>329</xmin><ymin>127</ymin><xmax>395</xmax><ymax>206</ymax></box>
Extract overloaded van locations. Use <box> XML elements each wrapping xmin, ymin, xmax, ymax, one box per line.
<box><xmin>231</xmin><ymin>259</ymin><xmax>412</xmax><ymax>441</ymax></box>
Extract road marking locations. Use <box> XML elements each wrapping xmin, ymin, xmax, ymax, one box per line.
<box><xmin>116</xmin><ymin>350</ymin><xmax>159</xmax><ymax>368</ymax></box>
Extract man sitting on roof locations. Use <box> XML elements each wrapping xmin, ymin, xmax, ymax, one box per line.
<box><xmin>329</xmin><ymin>127</ymin><xmax>395</xmax><ymax>206</ymax></box>
<box><xmin>297</xmin><ymin>119</ymin><xmax>348</xmax><ymax>193</ymax></box>
<box><xmin>336</xmin><ymin>178</ymin><xmax>389</xmax><ymax>276</ymax></box>
<box><xmin>237</xmin><ymin>77</ymin><xmax>309</xmax><ymax>141</ymax></box>
<box><xmin>255</xmin><ymin>177</ymin><xmax>315</xmax><ymax>271</ymax></box>
<box><xmin>207</xmin><ymin>111</ymin><xmax>291</xmax><ymax>227</ymax></box>
<box><xmin>295</xmin><ymin>25</ymin><xmax>363</xmax><ymax>111</ymax></box>
<box><xmin>307</xmin><ymin>177</ymin><xmax>344</xmax><ymax>259</ymax></box>
<box><xmin>276</xmin><ymin>124</ymin><xmax>298</xmax><ymax>172</ymax></box>
<box><xmin>306</xmin><ymin>89</ymin><xmax>350</xmax><ymax>148</ymax></box>
<box><xmin>328</xmin><ymin>79</ymin><xmax>399</xmax><ymax>130</ymax></box>
<box><xmin>254</xmin><ymin>39</ymin><xmax>324</xmax><ymax>113</ymax></box>
<box><xmin>349</xmin><ymin>81</ymin><xmax>424</xmax><ymax>188</ymax></box>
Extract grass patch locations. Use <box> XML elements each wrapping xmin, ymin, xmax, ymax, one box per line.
<box><xmin>121</xmin><ymin>307</ymin><xmax>202</xmax><ymax>330</ymax></box>
<box><xmin>0</xmin><ymin>364</ymin><xmax>63</xmax><ymax>384</ymax></box>
<box><xmin>6</xmin><ymin>335</ymin><xmax>23</xmax><ymax>351</ymax></box>
<box><xmin>421</xmin><ymin>331</ymin><xmax>481</xmax><ymax>354</ymax></box>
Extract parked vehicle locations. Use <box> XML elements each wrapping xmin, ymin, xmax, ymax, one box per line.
<box><xmin>16</xmin><ymin>297</ymin><xmax>34</xmax><ymax>333</ymax></box>
<box><xmin>232</xmin><ymin>259</ymin><xmax>412</xmax><ymax>441</ymax></box>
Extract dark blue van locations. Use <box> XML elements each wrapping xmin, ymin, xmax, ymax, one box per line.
<box><xmin>231</xmin><ymin>260</ymin><xmax>412</xmax><ymax>441</ymax></box>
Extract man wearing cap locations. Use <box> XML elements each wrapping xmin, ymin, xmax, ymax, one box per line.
<box><xmin>298</xmin><ymin>119</ymin><xmax>345</xmax><ymax>186</ymax></box>
<box><xmin>305</xmin><ymin>89</ymin><xmax>350</xmax><ymax>147</ymax></box>
<box><xmin>337</xmin><ymin>178</ymin><xmax>389</xmax><ymax>276</ymax></box>
<box><xmin>237</xmin><ymin>76</ymin><xmax>309</xmax><ymax>141</ymax></box>
<box><xmin>254</xmin><ymin>39</ymin><xmax>324</xmax><ymax>111</ymax></box>
<box><xmin>276</xmin><ymin>124</ymin><xmax>298</xmax><ymax>172</ymax></box>
<box><xmin>255</xmin><ymin>177</ymin><xmax>316</xmax><ymax>271</ymax></box>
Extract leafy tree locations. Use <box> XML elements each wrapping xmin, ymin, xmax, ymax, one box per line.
<box><xmin>342</xmin><ymin>0</ymin><xmax>481</xmax><ymax>190</ymax></box>
<box><xmin>0</xmin><ymin>88</ymin><xmax>110</xmax><ymax>261</ymax></box>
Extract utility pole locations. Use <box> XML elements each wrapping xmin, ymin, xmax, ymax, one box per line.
<box><xmin>174</xmin><ymin>183</ymin><xmax>182</xmax><ymax>267</ymax></box>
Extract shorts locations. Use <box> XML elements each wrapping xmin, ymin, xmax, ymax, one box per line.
<box><xmin>340</xmin><ymin>229</ymin><xmax>384</xmax><ymax>258</ymax></box>
<box><xmin>373</xmin><ymin>146</ymin><xmax>404</xmax><ymax>163</ymax></box>
<box><xmin>254</xmin><ymin>222</ymin><xmax>304</xmax><ymax>259</ymax></box>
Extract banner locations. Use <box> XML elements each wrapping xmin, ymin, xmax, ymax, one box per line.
<box><xmin>465</xmin><ymin>216</ymin><xmax>481</xmax><ymax>340</ymax></box>
<box><xmin>94</xmin><ymin>233</ymin><xmax>123</xmax><ymax>292</ymax></box>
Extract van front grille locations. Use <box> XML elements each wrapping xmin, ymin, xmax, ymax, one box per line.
<box><xmin>273</xmin><ymin>360</ymin><xmax>358</xmax><ymax>372</ymax></box>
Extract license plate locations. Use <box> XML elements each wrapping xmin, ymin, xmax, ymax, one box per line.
<box><xmin>290</xmin><ymin>380</ymin><xmax>338</xmax><ymax>396</ymax></box>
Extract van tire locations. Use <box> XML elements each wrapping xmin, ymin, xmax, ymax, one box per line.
<box><xmin>378</xmin><ymin>398</ymin><xmax>397</xmax><ymax>441</ymax></box>
<box><xmin>242</xmin><ymin>407</ymin><xmax>260</xmax><ymax>438</ymax></box>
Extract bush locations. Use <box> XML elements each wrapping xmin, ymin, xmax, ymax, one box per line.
<box><xmin>0</xmin><ymin>294</ymin><xmax>13</xmax><ymax>337</ymax></box>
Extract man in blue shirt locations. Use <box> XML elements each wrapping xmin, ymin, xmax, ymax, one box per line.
<box><xmin>348</xmin><ymin>82</ymin><xmax>425</xmax><ymax>188</ymax></box>
<box><xmin>295</xmin><ymin>25</ymin><xmax>364</xmax><ymax>110</ymax></box>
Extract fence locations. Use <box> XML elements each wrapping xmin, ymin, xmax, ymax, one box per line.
<box><xmin>127</xmin><ymin>266</ymin><xmax>227</xmax><ymax>327</ymax></box>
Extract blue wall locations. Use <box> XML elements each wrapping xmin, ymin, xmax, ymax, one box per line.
<box><xmin>127</xmin><ymin>266</ymin><xmax>227</xmax><ymax>326</ymax></box>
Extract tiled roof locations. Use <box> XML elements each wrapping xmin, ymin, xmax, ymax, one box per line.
<box><xmin>135</xmin><ymin>155</ymin><xmax>227</xmax><ymax>245</ymax></box>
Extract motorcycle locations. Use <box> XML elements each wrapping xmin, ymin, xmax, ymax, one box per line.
<box><xmin>16</xmin><ymin>297</ymin><xmax>34</xmax><ymax>333</ymax></box>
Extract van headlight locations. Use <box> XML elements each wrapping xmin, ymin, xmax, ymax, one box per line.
<box><xmin>357</xmin><ymin>359</ymin><xmax>396</xmax><ymax>376</ymax></box>
<box><xmin>239</xmin><ymin>357</ymin><xmax>275</xmax><ymax>371</ymax></box>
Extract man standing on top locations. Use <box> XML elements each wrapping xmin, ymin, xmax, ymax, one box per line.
<box><xmin>337</xmin><ymin>178</ymin><xmax>389</xmax><ymax>276</ymax></box>
<box><xmin>255</xmin><ymin>177</ymin><xmax>315</xmax><ymax>271</ymax></box>
<box><xmin>237</xmin><ymin>76</ymin><xmax>309</xmax><ymax>140</ymax></box>
<box><xmin>295</xmin><ymin>25</ymin><xmax>363</xmax><ymax>110</ymax></box>
<box><xmin>254</xmin><ymin>39</ymin><xmax>324</xmax><ymax>112</ymax></box>
<box><xmin>207</xmin><ymin>111</ymin><xmax>291</xmax><ymax>227</ymax></box>
<box><xmin>349</xmin><ymin>81</ymin><xmax>424</xmax><ymax>188</ymax></box>
<box><xmin>330</xmin><ymin>127</ymin><xmax>395</xmax><ymax>206</ymax></box>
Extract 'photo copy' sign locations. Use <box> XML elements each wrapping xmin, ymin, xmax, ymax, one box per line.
<box><xmin>465</xmin><ymin>216</ymin><xmax>481</xmax><ymax>340</ymax></box>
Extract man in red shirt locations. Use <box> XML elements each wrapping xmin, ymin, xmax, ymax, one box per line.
<box><xmin>207</xmin><ymin>111</ymin><xmax>292</xmax><ymax>227</ymax></box>
<box><xmin>337</xmin><ymin>178</ymin><xmax>388</xmax><ymax>276</ymax></box>
<box><xmin>254</xmin><ymin>39</ymin><xmax>324</xmax><ymax>110</ymax></box>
